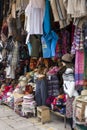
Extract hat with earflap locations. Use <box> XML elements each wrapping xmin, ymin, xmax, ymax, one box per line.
<box><xmin>61</xmin><ymin>53</ymin><xmax>74</xmax><ymax>63</ymax></box>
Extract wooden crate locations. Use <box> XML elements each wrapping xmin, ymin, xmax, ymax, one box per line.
<box><xmin>75</xmin><ymin>97</ymin><xmax>87</xmax><ymax>122</ymax></box>
<box><xmin>37</xmin><ymin>106</ymin><xmax>51</xmax><ymax>124</ymax></box>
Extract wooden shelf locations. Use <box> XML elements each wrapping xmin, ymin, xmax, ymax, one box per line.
<box><xmin>50</xmin><ymin>110</ymin><xmax>66</xmax><ymax>128</ymax></box>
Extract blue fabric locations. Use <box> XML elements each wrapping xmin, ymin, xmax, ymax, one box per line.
<box><xmin>43</xmin><ymin>0</ymin><xmax>51</xmax><ymax>34</ymax></box>
<box><xmin>35</xmin><ymin>78</ymin><xmax>48</xmax><ymax>106</ymax></box>
<box><xmin>51</xmin><ymin>31</ymin><xmax>58</xmax><ymax>57</ymax></box>
<box><xmin>27</xmin><ymin>41</ymin><xmax>32</xmax><ymax>56</ymax></box>
<box><xmin>41</xmin><ymin>33</ymin><xmax>52</xmax><ymax>58</ymax></box>
<box><xmin>41</xmin><ymin>31</ymin><xmax>58</xmax><ymax>58</ymax></box>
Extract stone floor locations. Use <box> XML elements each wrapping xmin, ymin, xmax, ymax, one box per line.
<box><xmin>0</xmin><ymin>105</ymin><xmax>71</xmax><ymax>130</ymax></box>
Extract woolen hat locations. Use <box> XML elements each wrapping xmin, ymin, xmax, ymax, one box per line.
<box><xmin>62</xmin><ymin>53</ymin><xmax>73</xmax><ymax>63</ymax></box>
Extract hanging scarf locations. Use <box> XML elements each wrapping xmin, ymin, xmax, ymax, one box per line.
<box><xmin>75</xmin><ymin>50</ymin><xmax>84</xmax><ymax>87</ymax></box>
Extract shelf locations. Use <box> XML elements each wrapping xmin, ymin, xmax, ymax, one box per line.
<box><xmin>50</xmin><ymin>110</ymin><xmax>65</xmax><ymax>118</ymax></box>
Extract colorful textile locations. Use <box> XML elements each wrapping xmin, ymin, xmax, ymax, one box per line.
<box><xmin>46</xmin><ymin>96</ymin><xmax>55</xmax><ymax>107</ymax></box>
<box><xmin>55</xmin><ymin>38</ymin><xmax>62</xmax><ymax>59</ymax></box>
<box><xmin>75</xmin><ymin>50</ymin><xmax>84</xmax><ymax>86</ymax></box>
<box><xmin>66</xmin><ymin>97</ymin><xmax>74</xmax><ymax>118</ymax></box>
<box><xmin>61</xmin><ymin>30</ymin><xmax>70</xmax><ymax>55</ymax></box>
<box><xmin>47</xmin><ymin>66</ymin><xmax>60</xmax><ymax>76</ymax></box>
<box><xmin>71</xmin><ymin>27</ymin><xmax>84</xmax><ymax>54</ymax></box>
<box><xmin>47</xmin><ymin>74</ymin><xmax>59</xmax><ymax>97</ymax></box>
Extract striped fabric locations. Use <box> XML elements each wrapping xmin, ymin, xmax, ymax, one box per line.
<box><xmin>50</xmin><ymin>0</ymin><xmax>70</xmax><ymax>28</ymax></box>
<box><xmin>66</xmin><ymin>97</ymin><xmax>74</xmax><ymax>118</ymax></box>
<box><xmin>75</xmin><ymin>50</ymin><xmax>84</xmax><ymax>86</ymax></box>
<box><xmin>71</xmin><ymin>27</ymin><xmax>84</xmax><ymax>54</ymax></box>
<box><xmin>71</xmin><ymin>26</ymin><xmax>84</xmax><ymax>87</ymax></box>
<box><xmin>22</xmin><ymin>94</ymin><xmax>36</xmax><ymax>115</ymax></box>
<box><xmin>47</xmin><ymin>74</ymin><xmax>59</xmax><ymax>97</ymax></box>
<box><xmin>50</xmin><ymin>0</ymin><xmax>59</xmax><ymax>21</ymax></box>
<box><xmin>55</xmin><ymin>0</ymin><xmax>70</xmax><ymax>28</ymax></box>
<box><xmin>66</xmin><ymin>0</ymin><xmax>87</xmax><ymax>18</ymax></box>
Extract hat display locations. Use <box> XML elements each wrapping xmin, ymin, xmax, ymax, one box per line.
<box><xmin>62</xmin><ymin>53</ymin><xmax>73</xmax><ymax>63</ymax></box>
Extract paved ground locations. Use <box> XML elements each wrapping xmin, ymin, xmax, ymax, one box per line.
<box><xmin>0</xmin><ymin>105</ymin><xmax>71</xmax><ymax>130</ymax></box>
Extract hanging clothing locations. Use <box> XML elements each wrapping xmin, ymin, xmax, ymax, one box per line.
<box><xmin>71</xmin><ymin>27</ymin><xmax>84</xmax><ymax>54</ymax></box>
<box><xmin>47</xmin><ymin>74</ymin><xmax>59</xmax><ymax>97</ymax></box>
<box><xmin>16</xmin><ymin>0</ymin><xmax>29</xmax><ymax>11</ymax></box>
<box><xmin>61</xmin><ymin>30</ymin><xmax>70</xmax><ymax>54</ymax></box>
<box><xmin>50</xmin><ymin>0</ymin><xmax>70</xmax><ymax>28</ymax></box>
<box><xmin>50</xmin><ymin>0</ymin><xmax>59</xmax><ymax>22</ymax></box>
<box><xmin>63</xmin><ymin>0</ymin><xmax>87</xmax><ymax>18</ymax></box>
<box><xmin>25</xmin><ymin>0</ymin><xmax>45</xmax><ymax>34</ymax></box>
<box><xmin>25</xmin><ymin>0</ymin><xmax>45</xmax><ymax>43</ymax></box>
<box><xmin>35</xmin><ymin>77</ymin><xmax>48</xmax><ymax>106</ymax></box>
<box><xmin>41</xmin><ymin>31</ymin><xmax>58</xmax><ymax>58</ymax></box>
<box><xmin>11</xmin><ymin>1</ymin><xmax>16</xmax><ymax>18</ymax></box>
<box><xmin>29</xmin><ymin>0</ymin><xmax>45</xmax><ymax>9</ymax></box>
<box><xmin>75</xmin><ymin>50</ymin><xmax>84</xmax><ymax>86</ymax></box>
<box><xmin>7</xmin><ymin>15</ymin><xmax>17</xmax><ymax>37</ymax></box>
<box><xmin>43</xmin><ymin>0</ymin><xmax>51</xmax><ymax>34</ymax></box>
<box><xmin>55</xmin><ymin>38</ymin><xmax>62</xmax><ymax>59</ymax></box>
<box><xmin>11</xmin><ymin>41</ymin><xmax>19</xmax><ymax>79</ymax></box>
<box><xmin>29</xmin><ymin>35</ymin><xmax>42</xmax><ymax>58</ymax></box>
<box><xmin>41</xmin><ymin>34</ymin><xmax>51</xmax><ymax>58</ymax></box>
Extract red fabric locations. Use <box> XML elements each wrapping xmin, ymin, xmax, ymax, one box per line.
<box><xmin>0</xmin><ymin>85</ymin><xmax>13</xmax><ymax>100</ymax></box>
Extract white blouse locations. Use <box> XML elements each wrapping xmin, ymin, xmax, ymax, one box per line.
<box><xmin>30</xmin><ymin>0</ymin><xmax>45</xmax><ymax>9</ymax></box>
<box><xmin>25</xmin><ymin>0</ymin><xmax>45</xmax><ymax>36</ymax></box>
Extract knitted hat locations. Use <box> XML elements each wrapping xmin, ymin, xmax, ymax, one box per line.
<box><xmin>62</xmin><ymin>53</ymin><xmax>73</xmax><ymax>63</ymax></box>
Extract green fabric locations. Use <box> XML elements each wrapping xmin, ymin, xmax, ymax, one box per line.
<box><xmin>76</xmin><ymin>124</ymin><xmax>87</xmax><ymax>130</ymax></box>
<box><xmin>84</xmin><ymin>48</ymin><xmax>87</xmax><ymax>87</ymax></box>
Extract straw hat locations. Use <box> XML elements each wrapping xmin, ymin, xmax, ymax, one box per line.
<box><xmin>62</xmin><ymin>53</ymin><xmax>74</xmax><ymax>63</ymax></box>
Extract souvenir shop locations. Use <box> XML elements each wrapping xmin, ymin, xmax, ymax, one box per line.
<box><xmin>0</xmin><ymin>0</ymin><xmax>87</xmax><ymax>130</ymax></box>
